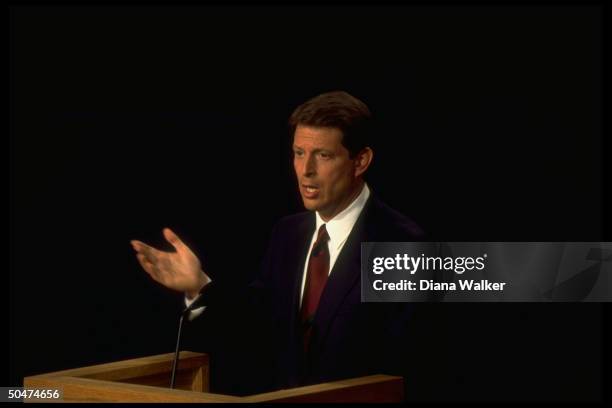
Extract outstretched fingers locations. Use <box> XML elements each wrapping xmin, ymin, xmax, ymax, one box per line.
<box><xmin>131</xmin><ymin>240</ymin><xmax>163</xmax><ymax>263</ymax></box>
<box><xmin>163</xmin><ymin>228</ymin><xmax>188</xmax><ymax>252</ymax></box>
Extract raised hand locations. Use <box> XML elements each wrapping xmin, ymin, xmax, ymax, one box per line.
<box><xmin>131</xmin><ymin>228</ymin><xmax>209</xmax><ymax>299</ymax></box>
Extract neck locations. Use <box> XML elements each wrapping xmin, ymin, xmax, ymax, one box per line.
<box><xmin>319</xmin><ymin>181</ymin><xmax>364</xmax><ymax>222</ymax></box>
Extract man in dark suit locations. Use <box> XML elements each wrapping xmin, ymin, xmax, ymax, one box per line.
<box><xmin>130</xmin><ymin>91</ymin><xmax>424</xmax><ymax>395</ymax></box>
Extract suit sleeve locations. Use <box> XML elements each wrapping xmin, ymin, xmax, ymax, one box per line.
<box><xmin>180</xmin><ymin>222</ymin><xmax>282</xmax><ymax>394</ymax></box>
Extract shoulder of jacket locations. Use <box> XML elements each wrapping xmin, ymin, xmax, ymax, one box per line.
<box><xmin>270</xmin><ymin>211</ymin><xmax>312</xmax><ymax>235</ymax></box>
<box><xmin>368</xmin><ymin>197</ymin><xmax>426</xmax><ymax>240</ymax></box>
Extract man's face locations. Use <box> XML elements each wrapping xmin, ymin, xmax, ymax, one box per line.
<box><xmin>293</xmin><ymin>125</ymin><xmax>361</xmax><ymax>221</ymax></box>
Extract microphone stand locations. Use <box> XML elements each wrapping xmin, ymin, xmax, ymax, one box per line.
<box><xmin>171</xmin><ymin>296</ymin><xmax>204</xmax><ymax>389</ymax></box>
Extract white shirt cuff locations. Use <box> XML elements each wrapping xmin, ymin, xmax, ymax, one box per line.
<box><xmin>184</xmin><ymin>278</ymin><xmax>212</xmax><ymax>320</ymax></box>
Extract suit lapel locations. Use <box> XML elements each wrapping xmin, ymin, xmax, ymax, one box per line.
<box><xmin>310</xmin><ymin>196</ymin><xmax>374</xmax><ymax>349</ymax></box>
<box><xmin>280</xmin><ymin>213</ymin><xmax>316</xmax><ymax>336</ymax></box>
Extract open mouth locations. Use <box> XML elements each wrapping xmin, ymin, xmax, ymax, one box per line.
<box><xmin>303</xmin><ymin>185</ymin><xmax>319</xmax><ymax>193</ymax></box>
<box><xmin>301</xmin><ymin>184</ymin><xmax>320</xmax><ymax>198</ymax></box>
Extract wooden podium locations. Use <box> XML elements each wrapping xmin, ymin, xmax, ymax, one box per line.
<box><xmin>23</xmin><ymin>351</ymin><xmax>404</xmax><ymax>402</ymax></box>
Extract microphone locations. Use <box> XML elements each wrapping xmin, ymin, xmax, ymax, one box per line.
<box><xmin>169</xmin><ymin>294</ymin><xmax>207</xmax><ymax>389</ymax></box>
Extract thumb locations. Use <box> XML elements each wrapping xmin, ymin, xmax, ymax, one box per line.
<box><xmin>163</xmin><ymin>227</ymin><xmax>186</xmax><ymax>251</ymax></box>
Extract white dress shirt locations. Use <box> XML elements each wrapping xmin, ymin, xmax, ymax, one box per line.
<box><xmin>186</xmin><ymin>183</ymin><xmax>370</xmax><ymax>319</ymax></box>
<box><xmin>298</xmin><ymin>183</ymin><xmax>370</xmax><ymax>305</ymax></box>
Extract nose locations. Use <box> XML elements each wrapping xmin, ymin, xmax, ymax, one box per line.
<box><xmin>302</xmin><ymin>153</ymin><xmax>317</xmax><ymax>178</ymax></box>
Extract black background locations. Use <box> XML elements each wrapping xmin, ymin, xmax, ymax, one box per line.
<box><xmin>9</xmin><ymin>3</ymin><xmax>607</xmax><ymax>403</ymax></box>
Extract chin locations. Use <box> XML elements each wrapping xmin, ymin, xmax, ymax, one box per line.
<box><xmin>302</xmin><ymin>202</ymin><xmax>317</xmax><ymax>211</ymax></box>
<box><xmin>302</xmin><ymin>199</ymin><xmax>321</xmax><ymax>212</ymax></box>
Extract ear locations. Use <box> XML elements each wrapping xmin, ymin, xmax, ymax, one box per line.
<box><xmin>353</xmin><ymin>147</ymin><xmax>373</xmax><ymax>178</ymax></box>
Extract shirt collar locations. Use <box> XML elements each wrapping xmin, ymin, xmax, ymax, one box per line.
<box><xmin>315</xmin><ymin>183</ymin><xmax>370</xmax><ymax>250</ymax></box>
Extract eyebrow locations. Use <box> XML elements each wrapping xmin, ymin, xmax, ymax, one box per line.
<box><xmin>292</xmin><ymin>146</ymin><xmax>332</xmax><ymax>153</ymax></box>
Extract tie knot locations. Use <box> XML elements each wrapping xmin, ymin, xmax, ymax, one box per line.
<box><xmin>310</xmin><ymin>224</ymin><xmax>329</xmax><ymax>257</ymax></box>
<box><xmin>316</xmin><ymin>224</ymin><xmax>330</xmax><ymax>243</ymax></box>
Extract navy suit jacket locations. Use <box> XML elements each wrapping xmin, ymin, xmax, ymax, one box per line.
<box><xmin>185</xmin><ymin>193</ymin><xmax>424</xmax><ymax>395</ymax></box>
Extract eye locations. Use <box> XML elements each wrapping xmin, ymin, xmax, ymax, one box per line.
<box><xmin>294</xmin><ymin>150</ymin><xmax>304</xmax><ymax>157</ymax></box>
<box><xmin>319</xmin><ymin>152</ymin><xmax>331</xmax><ymax>159</ymax></box>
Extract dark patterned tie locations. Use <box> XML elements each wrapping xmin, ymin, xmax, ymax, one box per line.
<box><xmin>300</xmin><ymin>224</ymin><xmax>330</xmax><ymax>351</ymax></box>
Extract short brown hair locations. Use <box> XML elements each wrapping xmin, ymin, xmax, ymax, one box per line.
<box><xmin>288</xmin><ymin>91</ymin><xmax>372</xmax><ymax>157</ymax></box>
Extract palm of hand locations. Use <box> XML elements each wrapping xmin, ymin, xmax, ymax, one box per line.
<box><xmin>151</xmin><ymin>246</ymin><xmax>201</xmax><ymax>292</ymax></box>
<box><xmin>131</xmin><ymin>228</ymin><xmax>207</xmax><ymax>295</ymax></box>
